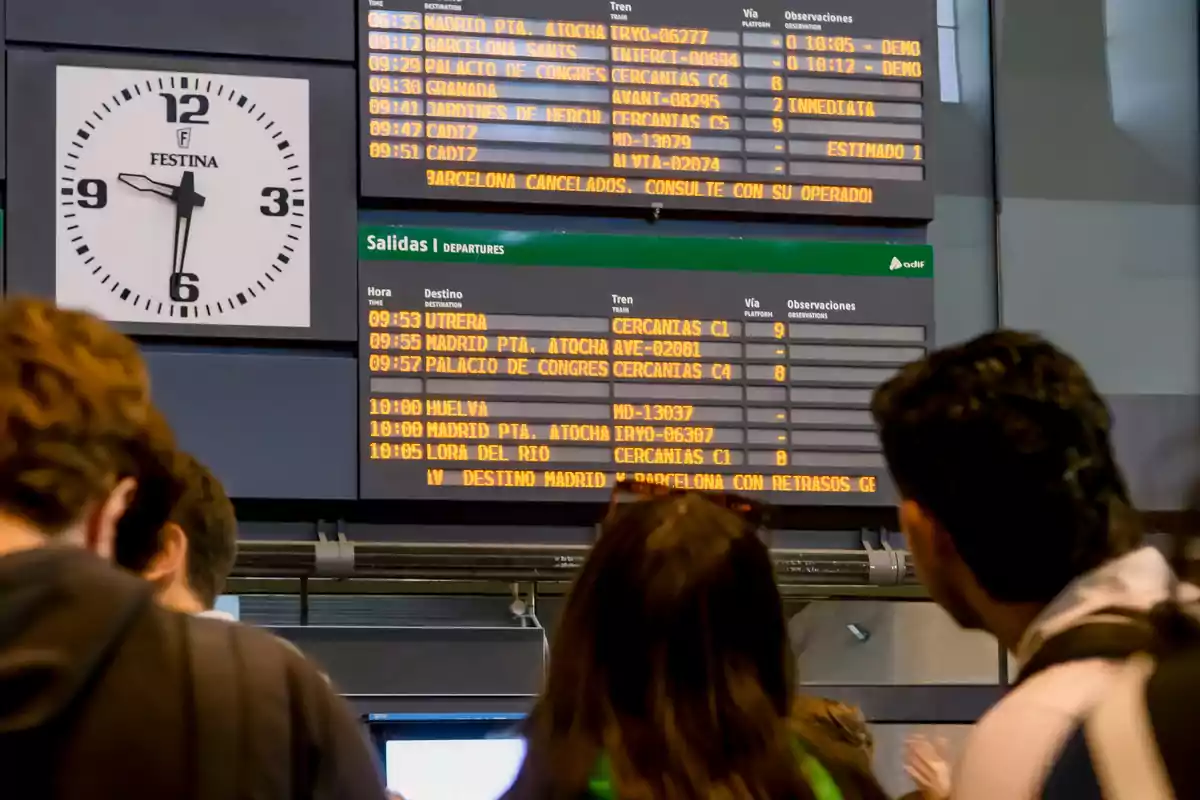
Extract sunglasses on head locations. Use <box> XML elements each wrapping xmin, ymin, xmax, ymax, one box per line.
<box><xmin>606</xmin><ymin>478</ymin><xmax>772</xmax><ymax>531</ymax></box>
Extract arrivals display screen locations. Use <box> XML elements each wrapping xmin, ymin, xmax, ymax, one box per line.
<box><xmin>358</xmin><ymin>227</ymin><xmax>933</xmax><ymax>504</ymax></box>
<box><xmin>358</xmin><ymin>0</ymin><xmax>936</xmax><ymax>218</ymax></box>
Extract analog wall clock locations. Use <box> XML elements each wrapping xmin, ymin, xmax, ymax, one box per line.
<box><xmin>55</xmin><ymin>65</ymin><xmax>311</xmax><ymax>327</ymax></box>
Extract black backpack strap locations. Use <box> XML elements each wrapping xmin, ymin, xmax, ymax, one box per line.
<box><xmin>232</xmin><ymin>626</ymin><xmax>295</xmax><ymax>797</ymax></box>
<box><xmin>1140</xmin><ymin>612</ymin><xmax>1200</xmax><ymax>798</ymax></box>
<box><xmin>1039</xmin><ymin>604</ymin><xmax>1200</xmax><ymax>799</ymax></box>
<box><xmin>1040</xmin><ymin>720</ymin><xmax>1104</xmax><ymax>799</ymax></box>
<box><xmin>1016</xmin><ymin>608</ymin><xmax>1156</xmax><ymax>687</ymax></box>
<box><xmin>189</xmin><ymin>618</ymin><xmax>297</xmax><ymax>800</ymax></box>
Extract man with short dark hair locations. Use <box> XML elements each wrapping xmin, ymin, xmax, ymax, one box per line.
<box><xmin>0</xmin><ymin>298</ymin><xmax>385</xmax><ymax>799</ymax></box>
<box><xmin>116</xmin><ymin>450</ymin><xmax>238</xmax><ymax>616</ymax></box>
<box><xmin>117</xmin><ymin>451</ymin><xmax>331</xmax><ymax>673</ymax></box>
<box><xmin>871</xmin><ymin>330</ymin><xmax>1186</xmax><ymax>799</ymax></box>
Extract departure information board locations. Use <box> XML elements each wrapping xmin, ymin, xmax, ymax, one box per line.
<box><xmin>358</xmin><ymin>227</ymin><xmax>933</xmax><ymax>503</ymax></box>
<box><xmin>358</xmin><ymin>0</ymin><xmax>936</xmax><ymax>218</ymax></box>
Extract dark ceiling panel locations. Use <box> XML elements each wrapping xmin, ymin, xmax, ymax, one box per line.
<box><xmin>7</xmin><ymin>0</ymin><xmax>353</xmax><ymax>62</ymax></box>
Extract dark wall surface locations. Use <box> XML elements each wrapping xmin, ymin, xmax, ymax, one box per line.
<box><xmin>994</xmin><ymin>0</ymin><xmax>1199</xmax><ymax>508</ymax></box>
<box><xmin>6</xmin><ymin>0</ymin><xmax>354</xmax><ymax>61</ymax></box>
<box><xmin>274</xmin><ymin>625</ymin><xmax>545</xmax><ymax>700</ymax></box>
<box><xmin>146</xmin><ymin>347</ymin><xmax>358</xmax><ymax>500</ymax></box>
<box><xmin>0</xmin><ymin>6</ymin><xmax>7</xmax><ymax>181</ymax></box>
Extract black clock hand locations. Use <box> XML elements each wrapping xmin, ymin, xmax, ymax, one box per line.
<box><xmin>118</xmin><ymin>172</ymin><xmax>177</xmax><ymax>200</ymax></box>
<box><xmin>171</xmin><ymin>171</ymin><xmax>206</xmax><ymax>281</ymax></box>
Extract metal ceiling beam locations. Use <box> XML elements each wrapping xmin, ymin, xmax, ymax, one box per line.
<box><xmin>231</xmin><ymin>539</ymin><xmax>922</xmax><ymax>590</ymax></box>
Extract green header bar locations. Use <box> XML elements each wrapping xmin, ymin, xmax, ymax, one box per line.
<box><xmin>359</xmin><ymin>226</ymin><xmax>933</xmax><ymax>279</ymax></box>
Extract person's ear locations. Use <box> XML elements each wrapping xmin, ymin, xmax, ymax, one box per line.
<box><xmin>899</xmin><ymin>498</ymin><xmax>936</xmax><ymax>550</ymax></box>
<box><xmin>142</xmin><ymin>522</ymin><xmax>188</xmax><ymax>585</ymax></box>
<box><xmin>899</xmin><ymin>498</ymin><xmax>957</xmax><ymax>572</ymax></box>
<box><xmin>84</xmin><ymin>477</ymin><xmax>138</xmax><ymax>560</ymax></box>
<box><xmin>900</xmin><ymin>499</ymin><xmax>963</xmax><ymax>570</ymax></box>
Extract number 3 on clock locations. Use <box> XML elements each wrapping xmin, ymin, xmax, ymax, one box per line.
<box><xmin>261</xmin><ymin>187</ymin><xmax>290</xmax><ymax>216</ymax></box>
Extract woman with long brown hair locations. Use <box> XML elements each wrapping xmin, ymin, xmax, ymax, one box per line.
<box><xmin>503</xmin><ymin>482</ymin><xmax>886</xmax><ymax>800</ymax></box>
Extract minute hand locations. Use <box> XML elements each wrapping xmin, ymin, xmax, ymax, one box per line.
<box><xmin>171</xmin><ymin>171</ymin><xmax>206</xmax><ymax>278</ymax></box>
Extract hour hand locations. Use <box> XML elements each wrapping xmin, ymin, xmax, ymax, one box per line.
<box><xmin>118</xmin><ymin>173</ymin><xmax>177</xmax><ymax>200</ymax></box>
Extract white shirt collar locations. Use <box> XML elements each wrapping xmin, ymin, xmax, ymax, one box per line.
<box><xmin>195</xmin><ymin>609</ymin><xmax>237</xmax><ymax>621</ymax></box>
<box><xmin>1015</xmin><ymin>545</ymin><xmax>1198</xmax><ymax>666</ymax></box>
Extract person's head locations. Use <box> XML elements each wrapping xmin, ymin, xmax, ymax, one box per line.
<box><xmin>0</xmin><ymin>297</ymin><xmax>175</xmax><ymax>558</ymax></box>
<box><xmin>511</xmin><ymin>489</ymin><xmax>810</xmax><ymax>799</ymax></box>
<box><xmin>115</xmin><ymin>451</ymin><xmax>237</xmax><ymax>612</ymax></box>
<box><xmin>871</xmin><ymin>330</ymin><xmax>1141</xmax><ymax>633</ymax></box>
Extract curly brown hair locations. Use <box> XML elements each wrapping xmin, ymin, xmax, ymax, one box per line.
<box><xmin>0</xmin><ymin>297</ymin><xmax>173</xmax><ymax>534</ymax></box>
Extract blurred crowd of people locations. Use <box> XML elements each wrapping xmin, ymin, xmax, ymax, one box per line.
<box><xmin>0</xmin><ymin>296</ymin><xmax>1195</xmax><ymax>799</ymax></box>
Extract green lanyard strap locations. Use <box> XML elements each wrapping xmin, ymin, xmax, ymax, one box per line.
<box><xmin>587</xmin><ymin>744</ymin><xmax>844</xmax><ymax>800</ymax></box>
<box><xmin>587</xmin><ymin>753</ymin><xmax>615</xmax><ymax>800</ymax></box>
<box><xmin>797</xmin><ymin>748</ymin><xmax>845</xmax><ymax>800</ymax></box>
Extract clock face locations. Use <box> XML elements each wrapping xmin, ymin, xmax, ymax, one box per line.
<box><xmin>55</xmin><ymin>65</ymin><xmax>311</xmax><ymax>327</ymax></box>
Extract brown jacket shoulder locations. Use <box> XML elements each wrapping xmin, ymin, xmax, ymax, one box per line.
<box><xmin>0</xmin><ymin>547</ymin><xmax>386</xmax><ymax>800</ymax></box>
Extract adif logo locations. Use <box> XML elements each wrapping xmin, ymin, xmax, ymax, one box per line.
<box><xmin>889</xmin><ymin>256</ymin><xmax>926</xmax><ymax>271</ymax></box>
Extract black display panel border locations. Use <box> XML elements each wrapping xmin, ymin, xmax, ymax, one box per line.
<box><xmin>6</xmin><ymin>0</ymin><xmax>355</xmax><ymax>63</ymax></box>
<box><xmin>0</xmin><ymin>1</ymin><xmax>7</xmax><ymax>181</ymax></box>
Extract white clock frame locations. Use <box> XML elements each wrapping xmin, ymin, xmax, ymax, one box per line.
<box><xmin>55</xmin><ymin>65</ymin><xmax>312</xmax><ymax>327</ymax></box>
